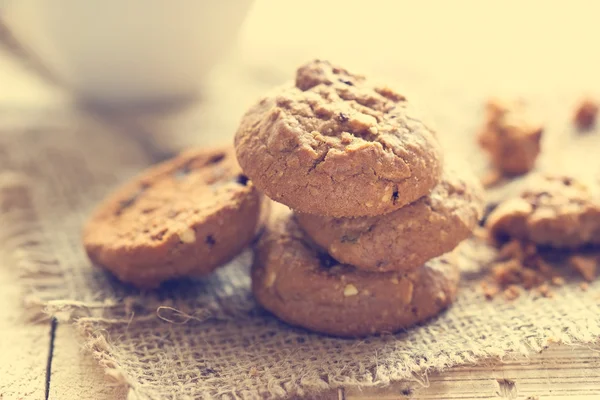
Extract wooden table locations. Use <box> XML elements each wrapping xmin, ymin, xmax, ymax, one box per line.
<box><xmin>2</xmin><ymin>2</ymin><xmax>600</xmax><ymax>398</ymax></box>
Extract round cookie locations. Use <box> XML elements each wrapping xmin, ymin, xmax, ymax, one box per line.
<box><xmin>84</xmin><ymin>147</ymin><xmax>264</xmax><ymax>288</ymax></box>
<box><xmin>235</xmin><ymin>60</ymin><xmax>443</xmax><ymax>217</ymax></box>
<box><xmin>252</xmin><ymin>205</ymin><xmax>460</xmax><ymax>337</ymax></box>
<box><xmin>295</xmin><ymin>166</ymin><xmax>484</xmax><ymax>272</ymax></box>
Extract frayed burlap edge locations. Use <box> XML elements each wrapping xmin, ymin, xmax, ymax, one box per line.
<box><xmin>3</xmin><ymin>171</ymin><xmax>598</xmax><ymax>400</ymax></box>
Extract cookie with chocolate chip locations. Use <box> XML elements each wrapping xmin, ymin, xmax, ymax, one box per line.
<box><xmin>83</xmin><ymin>147</ymin><xmax>264</xmax><ymax>288</ymax></box>
<box><xmin>486</xmin><ymin>174</ymin><xmax>600</xmax><ymax>248</ymax></box>
<box><xmin>252</xmin><ymin>204</ymin><xmax>460</xmax><ymax>337</ymax></box>
<box><xmin>296</xmin><ymin>165</ymin><xmax>484</xmax><ymax>272</ymax></box>
<box><xmin>235</xmin><ymin>60</ymin><xmax>443</xmax><ymax>217</ymax></box>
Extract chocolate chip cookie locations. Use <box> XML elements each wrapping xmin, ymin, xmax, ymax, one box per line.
<box><xmin>84</xmin><ymin>147</ymin><xmax>264</xmax><ymax>288</ymax></box>
<box><xmin>486</xmin><ymin>174</ymin><xmax>600</xmax><ymax>248</ymax></box>
<box><xmin>235</xmin><ymin>60</ymin><xmax>443</xmax><ymax>217</ymax></box>
<box><xmin>295</xmin><ymin>166</ymin><xmax>484</xmax><ymax>271</ymax></box>
<box><xmin>252</xmin><ymin>205</ymin><xmax>460</xmax><ymax>337</ymax></box>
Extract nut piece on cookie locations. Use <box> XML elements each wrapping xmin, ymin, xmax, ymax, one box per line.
<box><xmin>295</xmin><ymin>165</ymin><xmax>484</xmax><ymax>272</ymax></box>
<box><xmin>478</xmin><ymin>99</ymin><xmax>543</xmax><ymax>176</ymax></box>
<box><xmin>252</xmin><ymin>204</ymin><xmax>460</xmax><ymax>337</ymax></box>
<box><xmin>235</xmin><ymin>60</ymin><xmax>443</xmax><ymax>217</ymax></box>
<box><xmin>573</xmin><ymin>98</ymin><xmax>598</xmax><ymax>131</ymax></box>
<box><xmin>486</xmin><ymin>174</ymin><xmax>600</xmax><ymax>248</ymax></box>
<box><xmin>83</xmin><ymin>147</ymin><xmax>266</xmax><ymax>288</ymax></box>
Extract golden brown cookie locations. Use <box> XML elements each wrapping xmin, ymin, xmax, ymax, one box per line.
<box><xmin>295</xmin><ymin>166</ymin><xmax>484</xmax><ymax>271</ymax></box>
<box><xmin>84</xmin><ymin>147</ymin><xmax>264</xmax><ymax>288</ymax></box>
<box><xmin>486</xmin><ymin>174</ymin><xmax>600</xmax><ymax>248</ymax></box>
<box><xmin>252</xmin><ymin>205</ymin><xmax>460</xmax><ymax>337</ymax></box>
<box><xmin>235</xmin><ymin>60</ymin><xmax>443</xmax><ymax>217</ymax></box>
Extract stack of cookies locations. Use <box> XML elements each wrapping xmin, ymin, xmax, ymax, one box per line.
<box><xmin>235</xmin><ymin>60</ymin><xmax>484</xmax><ymax>337</ymax></box>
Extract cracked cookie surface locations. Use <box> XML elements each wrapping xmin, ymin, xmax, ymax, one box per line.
<box><xmin>84</xmin><ymin>147</ymin><xmax>264</xmax><ymax>288</ymax></box>
<box><xmin>296</xmin><ymin>165</ymin><xmax>484</xmax><ymax>271</ymax></box>
<box><xmin>252</xmin><ymin>204</ymin><xmax>460</xmax><ymax>337</ymax></box>
<box><xmin>486</xmin><ymin>174</ymin><xmax>600</xmax><ymax>248</ymax></box>
<box><xmin>235</xmin><ymin>60</ymin><xmax>443</xmax><ymax>217</ymax></box>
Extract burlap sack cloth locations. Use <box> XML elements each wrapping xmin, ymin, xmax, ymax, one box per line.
<box><xmin>1</xmin><ymin>27</ymin><xmax>600</xmax><ymax>400</ymax></box>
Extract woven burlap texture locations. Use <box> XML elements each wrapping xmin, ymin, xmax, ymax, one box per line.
<box><xmin>1</xmin><ymin>104</ymin><xmax>600</xmax><ymax>400</ymax></box>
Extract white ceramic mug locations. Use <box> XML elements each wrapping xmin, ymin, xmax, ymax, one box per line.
<box><xmin>2</xmin><ymin>0</ymin><xmax>255</xmax><ymax>105</ymax></box>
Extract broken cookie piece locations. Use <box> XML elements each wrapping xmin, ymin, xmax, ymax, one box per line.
<box><xmin>478</xmin><ymin>99</ymin><xmax>543</xmax><ymax>176</ymax></box>
<box><xmin>573</xmin><ymin>98</ymin><xmax>598</xmax><ymax>131</ymax></box>
<box><xmin>486</xmin><ymin>174</ymin><xmax>600</xmax><ymax>248</ymax></box>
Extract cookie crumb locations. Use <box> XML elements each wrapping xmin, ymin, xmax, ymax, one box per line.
<box><xmin>536</xmin><ymin>283</ymin><xmax>553</xmax><ymax>298</ymax></box>
<box><xmin>178</xmin><ymin>228</ymin><xmax>196</xmax><ymax>244</ymax></box>
<box><xmin>492</xmin><ymin>259</ymin><xmax>524</xmax><ymax>285</ymax></box>
<box><xmin>481</xmin><ymin>281</ymin><xmax>499</xmax><ymax>299</ymax></box>
<box><xmin>478</xmin><ymin>99</ymin><xmax>543</xmax><ymax>176</ymax></box>
<box><xmin>503</xmin><ymin>285</ymin><xmax>521</xmax><ymax>301</ymax></box>
<box><xmin>580</xmin><ymin>282</ymin><xmax>589</xmax><ymax>291</ymax></box>
<box><xmin>569</xmin><ymin>255</ymin><xmax>597</xmax><ymax>282</ymax></box>
<box><xmin>486</xmin><ymin>174</ymin><xmax>600</xmax><ymax>249</ymax></box>
<box><xmin>574</xmin><ymin>99</ymin><xmax>598</xmax><ymax>131</ymax></box>
<box><xmin>343</xmin><ymin>283</ymin><xmax>359</xmax><ymax>297</ymax></box>
<box><xmin>496</xmin><ymin>239</ymin><xmax>524</xmax><ymax>261</ymax></box>
<box><xmin>551</xmin><ymin>276</ymin><xmax>565</xmax><ymax>286</ymax></box>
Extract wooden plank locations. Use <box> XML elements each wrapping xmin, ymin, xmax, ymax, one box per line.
<box><xmin>0</xmin><ymin>265</ymin><xmax>47</xmax><ymax>400</ymax></box>
<box><xmin>345</xmin><ymin>344</ymin><xmax>600</xmax><ymax>399</ymax></box>
<box><xmin>49</xmin><ymin>324</ymin><xmax>128</xmax><ymax>400</ymax></box>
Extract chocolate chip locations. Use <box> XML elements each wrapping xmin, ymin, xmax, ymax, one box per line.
<box><xmin>117</xmin><ymin>187</ymin><xmax>145</xmax><ymax>214</ymax></box>
<box><xmin>151</xmin><ymin>228</ymin><xmax>168</xmax><ymax>241</ymax></box>
<box><xmin>208</xmin><ymin>153</ymin><xmax>225</xmax><ymax>164</ymax></box>
<box><xmin>317</xmin><ymin>251</ymin><xmax>337</xmax><ymax>268</ymax></box>
<box><xmin>391</xmin><ymin>188</ymin><xmax>399</xmax><ymax>204</ymax></box>
<box><xmin>205</xmin><ymin>235</ymin><xmax>216</xmax><ymax>247</ymax></box>
<box><xmin>236</xmin><ymin>174</ymin><xmax>249</xmax><ymax>186</ymax></box>
<box><xmin>340</xmin><ymin>234</ymin><xmax>359</xmax><ymax>243</ymax></box>
<box><xmin>401</xmin><ymin>388</ymin><xmax>413</xmax><ymax>396</ymax></box>
<box><xmin>338</xmin><ymin>112</ymin><xmax>349</xmax><ymax>122</ymax></box>
<box><xmin>562</xmin><ymin>177</ymin><xmax>573</xmax><ymax>186</ymax></box>
<box><xmin>338</xmin><ymin>78</ymin><xmax>353</xmax><ymax>86</ymax></box>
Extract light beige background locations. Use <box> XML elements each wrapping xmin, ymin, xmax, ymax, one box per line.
<box><xmin>1</xmin><ymin>1</ymin><xmax>600</xmax><ymax>399</ymax></box>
